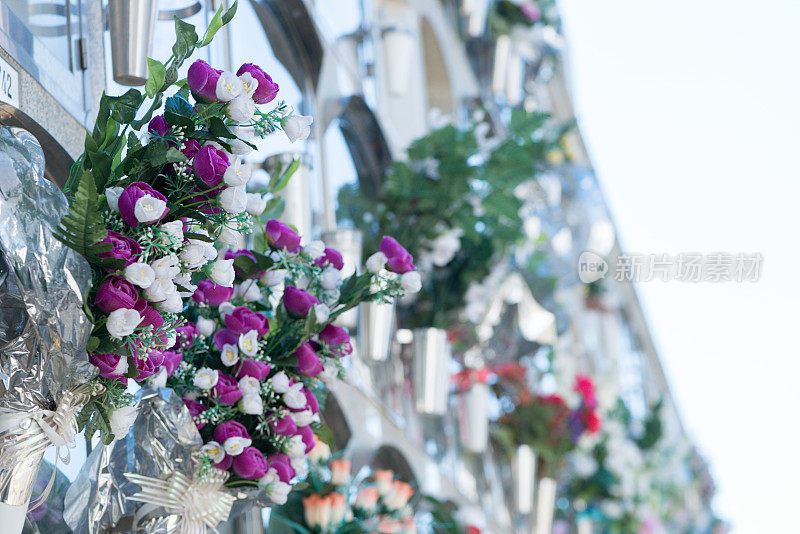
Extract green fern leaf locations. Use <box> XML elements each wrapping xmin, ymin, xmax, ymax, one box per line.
<box><xmin>53</xmin><ymin>168</ymin><xmax>108</xmax><ymax>258</ymax></box>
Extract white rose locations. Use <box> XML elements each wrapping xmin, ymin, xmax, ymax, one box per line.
<box><xmin>283</xmin><ymin>435</ymin><xmax>306</xmax><ymax>458</ymax></box>
<box><xmin>265</xmin><ymin>480</ymin><xmax>292</xmax><ymax>505</ymax></box>
<box><xmin>109</xmin><ymin>404</ymin><xmax>138</xmax><ymax>440</ymax></box>
<box><xmin>210</xmin><ymin>258</ymin><xmax>235</xmax><ymax>287</ymax></box>
<box><xmin>218</xmin><ymin>226</ymin><xmax>244</xmax><ymax>249</ymax></box>
<box><xmin>320</xmin><ymin>267</ymin><xmax>341</xmax><ymax>291</ymax></box>
<box><xmin>106</xmin><ymin>186</ymin><xmax>124</xmax><ymax>212</ymax></box>
<box><xmin>159</xmin><ymin>220</ymin><xmax>184</xmax><ymax>246</ymax></box>
<box><xmin>291</xmin><ymin>409</ymin><xmax>315</xmax><ymax>427</ymax></box>
<box><xmin>201</xmin><ymin>441</ymin><xmax>226</xmax><ymax>463</ymax></box>
<box><xmin>220</xmin><ymin>344</ymin><xmax>239</xmax><ymax>366</ymax></box>
<box><xmin>223</xmin><ymin>159</ymin><xmax>251</xmax><ymax>187</ymax></box>
<box><xmin>230</xmin><ymin>125</ymin><xmax>255</xmax><ymax>155</ymax></box>
<box><xmin>219</xmin><ymin>185</ymin><xmax>248</xmax><ymax>214</ymax></box>
<box><xmin>173</xmin><ymin>273</ymin><xmax>197</xmax><ymax>297</ymax></box>
<box><xmin>429</xmin><ymin>230</ymin><xmax>462</xmax><ymax>267</ymax></box>
<box><xmin>291</xmin><ymin>457</ymin><xmax>309</xmax><ymax>479</ymax></box>
<box><xmin>150</xmin><ymin>366</ymin><xmax>168</xmax><ymax>389</ymax></box>
<box><xmin>319</xmin><ymin>361</ymin><xmax>339</xmax><ymax>382</ymax></box>
<box><xmin>239</xmin><ymin>394</ymin><xmax>263</xmax><ymax>415</ymax></box>
<box><xmin>223</xmin><ymin>436</ymin><xmax>252</xmax><ymax>456</ymax></box>
<box><xmin>304</xmin><ymin>240</ymin><xmax>325</xmax><ymax>259</ymax></box>
<box><xmin>227</xmin><ymin>94</ymin><xmax>256</xmax><ymax>122</ymax></box>
<box><xmin>219</xmin><ymin>301</ymin><xmax>236</xmax><ymax>317</ymax></box>
<box><xmin>238</xmin><ymin>376</ymin><xmax>260</xmax><ymax>395</ymax></box>
<box><xmin>180</xmin><ymin>242</ymin><xmax>207</xmax><ymax>269</ymax></box>
<box><xmin>283</xmin><ymin>383</ymin><xmax>307</xmax><ymax>410</ymax></box>
<box><xmin>124</xmin><ymin>262</ymin><xmax>155</xmax><ymax>288</ymax></box>
<box><xmin>238</xmin><ymin>330</ymin><xmax>259</xmax><ymax>357</ymax></box>
<box><xmin>106</xmin><ymin>308</ymin><xmax>142</xmax><ymax>339</ymax></box>
<box><xmin>259</xmin><ymin>269</ymin><xmax>287</xmax><ymax>287</ymax></box>
<box><xmin>150</xmin><ymin>253</ymin><xmax>181</xmax><ymax>280</ymax></box>
<box><xmin>282</xmin><ymin>114</ymin><xmax>313</xmax><ymax>142</ymax></box>
<box><xmin>245</xmin><ymin>193</ymin><xmax>267</xmax><ymax>216</ymax></box>
<box><xmin>133</xmin><ymin>194</ymin><xmax>168</xmax><ymax>224</ymax></box>
<box><xmin>156</xmin><ymin>292</ymin><xmax>183</xmax><ymax>313</ymax></box>
<box><xmin>270</xmin><ymin>371</ymin><xmax>291</xmax><ymax>393</ymax></box>
<box><xmin>196</xmin><ymin>316</ymin><xmax>216</xmax><ymax>337</ymax></box>
<box><xmin>193</xmin><ymin>367</ymin><xmax>219</xmax><ymax>389</ymax></box>
<box><xmin>236</xmin><ymin>281</ymin><xmax>262</xmax><ymax>302</ymax></box>
<box><xmin>239</xmin><ymin>72</ymin><xmax>259</xmax><ymax>97</ymax></box>
<box><xmin>145</xmin><ymin>277</ymin><xmax>177</xmax><ymax>302</ymax></box>
<box><xmin>400</xmin><ymin>271</ymin><xmax>422</xmax><ymax>294</ymax></box>
<box><xmin>314</xmin><ymin>303</ymin><xmax>330</xmax><ymax>324</ymax></box>
<box><xmin>366</xmin><ymin>251</ymin><xmax>387</xmax><ymax>274</ymax></box>
<box><xmin>216</xmin><ymin>71</ymin><xmax>244</xmax><ymax>101</ymax></box>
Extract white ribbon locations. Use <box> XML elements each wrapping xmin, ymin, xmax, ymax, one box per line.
<box><xmin>125</xmin><ymin>469</ymin><xmax>235</xmax><ymax>534</ymax></box>
<box><xmin>0</xmin><ymin>384</ymin><xmax>94</xmax><ymax>509</ymax></box>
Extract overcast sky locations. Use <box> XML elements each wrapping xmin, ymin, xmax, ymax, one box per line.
<box><xmin>558</xmin><ymin>0</ymin><xmax>800</xmax><ymax>531</ymax></box>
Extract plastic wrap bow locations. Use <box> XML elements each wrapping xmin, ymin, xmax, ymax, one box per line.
<box><xmin>126</xmin><ymin>470</ymin><xmax>235</xmax><ymax>534</ymax></box>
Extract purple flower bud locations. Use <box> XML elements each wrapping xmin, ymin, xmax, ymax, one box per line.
<box><xmin>212</xmin><ymin>373</ymin><xmax>243</xmax><ymax>405</ymax></box>
<box><xmin>235</xmin><ymin>359</ymin><xmax>271</xmax><ymax>381</ymax></box>
<box><xmin>172</xmin><ymin>322</ymin><xmax>196</xmax><ymax>350</ymax></box>
<box><xmin>148</xmin><ymin>115</ymin><xmax>170</xmax><ymax>140</ymax></box>
<box><xmin>183</xmin><ymin>398</ymin><xmax>208</xmax><ymax>430</ymax></box>
<box><xmin>133</xmin><ymin>299</ymin><xmax>165</xmax><ymax>330</ymax></box>
<box><xmin>133</xmin><ymin>351</ymin><xmax>164</xmax><ymax>381</ymax></box>
<box><xmin>88</xmin><ymin>352</ymin><xmax>128</xmax><ymax>380</ymax></box>
<box><xmin>282</xmin><ymin>285</ymin><xmax>319</xmax><ymax>317</ymax></box>
<box><xmin>379</xmin><ymin>236</ymin><xmax>415</xmax><ymax>274</ymax></box>
<box><xmin>214</xmin><ymin>454</ymin><xmax>233</xmax><ymax>471</ymax></box>
<box><xmin>193</xmin><ymin>279</ymin><xmax>235</xmax><ymax>307</ymax></box>
<box><xmin>214</xmin><ymin>420</ymin><xmax>251</xmax><ymax>443</ymax></box>
<box><xmin>267</xmin><ymin>454</ymin><xmax>295</xmax><ymax>483</ymax></box>
<box><xmin>181</xmin><ymin>139</ymin><xmax>201</xmax><ymax>160</ymax></box>
<box><xmin>193</xmin><ymin>145</ymin><xmax>230</xmax><ymax>188</ymax></box>
<box><xmin>314</xmin><ymin>247</ymin><xmax>344</xmax><ymax>270</ymax></box>
<box><xmin>294</xmin><ymin>342</ymin><xmax>323</xmax><ymax>377</ymax></box>
<box><xmin>236</xmin><ymin>63</ymin><xmax>279</xmax><ymax>104</ymax></box>
<box><xmin>187</xmin><ymin>59</ymin><xmax>222</xmax><ymax>102</ymax></box>
<box><xmin>117</xmin><ymin>182</ymin><xmax>169</xmax><ymax>228</ymax></box>
<box><xmin>318</xmin><ymin>324</ymin><xmax>353</xmax><ymax>357</ymax></box>
<box><xmin>269</xmin><ymin>413</ymin><xmax>297</xmax><ymax>436</ymax></box>
<box><xmin>94</xmin><ymin>276</ymin><xmax>139</xmax><ymax>313</ymax></box>
<box><xmin>296</xmin><ymin>425</ymin><xmax>316</xmax><ymax>454</ymax></box>
<box><xmin>224</xmin><ymin>306</ymin><xmax>269</xmax><ymax>337</ymax></box>
<box><xmin>98</xmin><ymin>230</ymin><xmax>141</xmax><ymax>268</ymax></box>
<box><xmin>265</xmin><ymin>219</ymin><xmax>301</xmax><ymax>252</ymax></box>
<box><xmin>233</xmin><ymin>447</ymin><xmax>269</xmax><ymax>480</ymax></box>
<box><xmin>161</xmin><ymin>350</ymin><xmax>183</xmax><ymax>376</ymax></box>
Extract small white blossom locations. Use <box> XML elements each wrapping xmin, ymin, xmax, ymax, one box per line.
<box><xmin>193</xmin><ymin>368</ymin><xmax>219</xmax><ymax>389</ymax></box>
<box><xmin>220</xmin><ymin>344</ymin><xmax>239</xmax><ymax>366</ymax></box>
<box><xmin>282</xmin><ymin>114</ymin><xmax>313</xmax><ymax>142</ymax></box>
<box><xmin>239</xmin><ymin>394</ymin><xmax>263</xmax><ymax>415</ymax></box>
<box><xmin>109</xmin><ymin>404</ymin><xmax>138</xmax><ymax>440</ymax></box>
<box><xmin>201</xmin><ymin>441</ymin><xmax>226</xmax><ymax>463</ymax></box>
<box><xmin>227</xmin><ymin>94</ymin><xmax>256</xmax><ymax>122</ymax></box>
<box><xmin>106</xmin><ymin>186</ymin><xmax>124</xmax><ymax>212</ymax></box>
<box><xmin>366</xmin><ymin>251</ymin><xmax>387</xmax><ymax>274</ymax></box>
<box><xmin>320</xmin><ymin>267</ymin><xmax>341</xmax><ymax>290</ymax></box>
<box><xmin>238</xmin><ymin>330</ymin><xmax>259</xmax><ymax>357</ymax></box>
<box><xmin>223</xmin><ymin>159</ymin><xmax>251</xmax><ymax>187</ymax></box>
<box><xmin>314</xmin><ymin>303</ymin><xmax>330</xmax><ymax>324</ymax></box>
<box><xmin>223</xmin><ymin>436</ymin><xmax>252</xmax><ymax>456</ymax></box>
<box><xmin>197</xmin><ymin>317</ymin><xmax>216</xmax><ymax>337</ymax></box>
<box><xmin>133</xmin><ymin>195</ymin><xmax>168</xmax><ymax>224</ymax></box>
<box><xmin>245</xmin><ymin>193</ymin><xmax>267</xmax><ymax>216</ymax></box>
<box><xmin>219</xmin><ymin>185</ymin><xmax>248</xmax><ymax>214</ymax></box>
<box><xmin>123</xmin><ymin>262</ymin><xmax>155</xmax><ymax>289</ymax></box>
<box><xmin>106</xmin><ymin>308</ymin><xmax>142</xmax><ymax>339</ymax></box>
<box><xmin>210</xmin><ymin>258</ymin><xmax>235</xmax><ymax>287</ymax></box>
<box><xmin>216</xmin><ymin>71</ymin><xmax>244</xmax><ymax>101</ymax></box>
<box><xmin>400</xmin><ymin>271</ymin><xmax>422</xmax><ymax>294</ymax></box>
<box><xmin>270</xmin><ymin>371</ymin><xmax>291</xmax><ymax>393</ymax></box>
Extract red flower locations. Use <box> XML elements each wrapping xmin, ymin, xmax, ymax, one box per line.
<box><xmin>573</xmin><ymin>373</ymin><xmax>595</xmax><ymax>398</ymax></box>
<box><xmin>583</xmin><ymin>410</ymin><xmax>601</xmax><ymax>434</ymax></box>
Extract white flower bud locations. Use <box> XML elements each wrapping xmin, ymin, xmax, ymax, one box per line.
<box><xmin>230</xmin><ymin>125</ymin><xmax>256</xmax><ymax>156</ymax></box>
<box><xmin>320</xmin><ymin>267</ymin><xmax>341</xmax><ymax>291</ymax></box>
<box><xmin>226</xmin><ymin>94</ymin><xmax>256</xmax><ymax>122</ymax></box>
<box><xmin>106</xmin><ymin>186</ymin><xmax>124</xmax><ymax>212</ymax></box>
<box><xmin>201</xmin><ymin>441</ymin><xmax>226</xmax><ymax>463</ymax></box>
<box><xmin>150</xmin><ymin>253</ymin><xmax>181</xmax><ymax>280</ymax></box>
<box><xmin>174</xmin><ymin>273</ymin><xmax>197</xmax><ymax>297</ymax></box>
<box><xmin>109</xmin><ymin>404</ymin><xmax>138</xmax><ymax>440</ymax></box>
<box><xmin>218</xmin><ymin>226</ymin><xmax>244</xmax><ymax>249</ymax></box>
<box><xmin>314</xmin><ymin>303</ymin><xmax>330</xmax><ymax>324</ymax></box>
<box><xmin>156</xmin><ymin>292</ymin><xmax>183</xmax><ymax>313</ymax></box>
<box><xmin>245</xmin><ymin>193</ymin><xmax>267</xmax><ymax>216</ymax></box>
<box><xmin>400</xmin><ymin>271</ymin><xmax>422</xmax><ymax>294</ymax></box>
<box><xmin>239</xmin><ymin>72</ymin><xmax>259</xmax><ymax>97</ymax></box>
<box><xmin>210</xmin><ymin>258</ymin><xmax>235</xmax><ymax>287</ymax></box>
<box><xmin>291</xmin><ymin>409</ymin><xmax>315</xmax><ymax>427</ymax></box>
<box><xmin>159</xmin><ymin>220</ymin><xmax>184</xmax><ymax>246</ymax></box>
<box><xmin>238</xmin><ymin>376</ymin><xmax>260</xmax><ymax>395</ymax></box>
<box><xmin>150</xmin><ymin>366</ymin><xmax>168</xmax><ymax>388</ymax></box>
<box><xmin>366</xmin><ymin>252</ymin><xmax>388</xmax><ymax>274</ymax></box>
<box><xmin>223</xmin><ymin>436</ymin><xmax>252</xmax><ymax>456</ymax></box>
<box><xmin>282</xmin><ymin>114</ymin><xmax>313</xmax><ymax>142</ymax></box>
<box><xmin>144</xmin><ymin>277</ymin><xmax>177</xmax><ymax>302</ymax></box>
<box><xmin>265</xmin><ymin>479</ymin><xmax>292</xmax><ymax>505</ymax></box>
<box><xmin>223</xmin><ymin>159</ymin><xmax>251</xmax><ymax>187</ymax></box>
<box><xmin>259</xmin><ymin>269</ymin><xmax>287</xmax><ymax>287</ymax></box>
<box><xmin>283</xmin><ymin>435</ymin><xmax>306</xmax><ymax>458</ymax></box>
<box><xmin>304</xmin><ymin>240</ymin><xmax>325</xmax><ymax>259</ymax></box>
<box><xmin>220</xmin><ymin>344</ymin><xmax>239</xmax><ymax>366</ymax></box>
<box><xmin>193</xmin><ymin>367</ymin><xmax>219</xmax><ymax>389</ymax></box>
<box><xmin>216</xmin><ymin>71</ymin><xmax>244</xmax><ymax>102</ymax></box>
<box><xmin>197</xmin><ymin>316</ymin><xmax>216</xmax><ymax>337</ymax></box>
<box><xmin>106</xmin><ymin>308</ymin><xmax>142</xmax><ymax>339</ymax></box>
<box><xmin>239</xmin><ymin>394</ymin><xmax>263</xmax><ymax>415</ymax></box>
<box><xmin>134</xmin><ymin>194</ymin><xmax>168</xmax><ymax>224</ymax></box>
<box><xmin>180</xmin><ymin>242</ymin><xmax>207</xmax><ymax>269</ymax></box>
<box><xmin>238</xmin><ymin>330</ymin><xmax>259</xmax><ymax>357</ymax></box>
<box><xmin>283</xmin><ymin>383</ymin><xmax>307</xmax><ymax>410</ymax></box>
<box><xmin>219</xmin><ymin>185</ymin><xmax>248</xmax><ymax>214</ymax></box>
<box><xmin>270</xmin><ymin>371</ymin><xmax>291</xmax><ymax>393</ymax></box>
<box><xmin>124</xmin><ymin>262</ymin><xmax>155</xmax><ymax>289</ymax></box>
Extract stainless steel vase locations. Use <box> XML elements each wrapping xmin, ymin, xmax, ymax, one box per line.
<box><xmin>412</xmin><ymin>328</ymin><xmax>451</xmax><ymax>415</ymax></box>
<box><xmin>358</xmin><ymin>301</ymin><xmax>395</xmax><ymax>362</ymax></box>
<box><xmin>108</xmin><ymin>0</ymin><xmax>159</xmax><ymax>86</ymax></box>
<box><xmin>535</xmin><ymin>476</ymin><xmax>557</xmax><ymax>534</ymax></box>
<box><xmin>512</xmin><ymin>444</ymin><xmax>537</xmax><ymax>515</ymax></box>
<box><xmin>457</xmin><ymin>382</ymin><xmax>489</xmax><ymax>453</ymax></box>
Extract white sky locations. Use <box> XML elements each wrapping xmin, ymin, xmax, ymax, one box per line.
<box><xmin>558</xmin><ymin>0</ymin><xmax>800</xmax><ymax>531</ymax></box>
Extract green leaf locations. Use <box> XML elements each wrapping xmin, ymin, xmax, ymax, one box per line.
<box><xmin>172</xmin><ymin>18</ymin><xmax>198</xmax><ymax>61</ymax></box>
<box><xmin>199</xmin><ymin>2</ymin><xmax>224</xmax><ymax>47</ymax></box>
<box><xmin>145</xmin><ymin>58</ymin><xmax>167</xmax><ymax>98</ymax></box>
<box><xmin>268</xmin><ymin>158</ymin><xmax>299</xmax><ymax>192</ymax></box>
<box><xmin>207</xmin><ymin>116</ymin><xmax>236</xmax><ymax>139</ymax></box>
<box><xmin>184</xmin><ymin>231</ymin><xmax>213</xmax><ymax>242</ymax></box>
<box><xmin>86</xmin><ymin>336</ymin><xmax>100</xmax><ymax>353</ymax></box>
<box><xmin>54</xmin><ymin>170</ymin><xmax>108</xmax><ymax>259</ymax></box>
<box><xmin>107</xmin><ymin>89</ymin><xmax>144</xmax><ymax>125</ymax></box>
<box><xmin>261</xmin><ymin>197</ymin><xmax>285</xmax><ymax>220</ymax></box>
<box><xmin>233</xmin><ymin>255</ymin><xmax>257</xmax><ymax>279</ymax></box>
<box><xmin>221</xmin><ymin>0</ymin><xmax>238</xmax><ymax>24</ymax></box>
<box><xmin>164</xmin><ymin>94</ymin><xmax>196</xmax><ymax>128</ymax></box>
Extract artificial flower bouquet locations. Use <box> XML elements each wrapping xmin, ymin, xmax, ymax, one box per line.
<box><xmin>493</xmin><ymin>373</ymin><xmax>601</xmax><ymax>477</ymax></box>
<box><xmin>337</xmin><ymin>110</ymin><xmax>556</xmax><ymax>330</ymax></box>
<box><xmin>271</xmin><ymin>440</ymin><xmax>418</xmax><ymax>534</ymax></box>
<box><xmin>488</xmin><ymin>0</ymin><xmax>559</xmax><ymax>37</ymax></box>
<box><xmin>54</xmin><ymin>1</ymin><xmax>318</xmax><ymax>444</ymax></box>
<box><xmin>159</xmin><ymin>223</ymin><xmax>417</xmax><ymax>503</ymax></box>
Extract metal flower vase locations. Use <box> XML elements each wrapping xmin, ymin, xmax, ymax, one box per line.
<box><xmin>535</xmin><ymin>476</ymin><xmax>557</xmax><ymax>534</ymax></box>
<box><xmin>358</xmin><ymin>301</ymin><xmax>395</xmax><ymax>362</ymax></box>
<box><xmin>457</xmin><ymin>382</ymin><xmax>489</xmax><ymax>453</ymax></box>
<box><xmin>512</xmin><ymin>444</ymin><xmax>537</xmax><ymax>515</ymax></box>
<box><xmin>412</xmin><ymin>328</ymin><xmax>451</xmax><ymax>415</ymax></box>
<box><xmin>108</xmin><ymin>0</ymin><xmax>159</xmax><ymax>86</ymax></box>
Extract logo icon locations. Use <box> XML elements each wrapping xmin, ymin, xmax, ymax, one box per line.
<box><xmin>578</xmin><ymin>251</ymin><xmax>608</xmax><ymax>283</ymax></box>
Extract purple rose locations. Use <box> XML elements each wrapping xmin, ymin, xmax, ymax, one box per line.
<box><xmin>282</xmin><ymin>285</ymin><xmax>319</xmax><ymax>317</ymax></box>
<box><xmin>268</xmin><ymin>413</ymin><xmax>297</xmax><ymax>436</ymax></box>
<box><xmin>519</xmin><ymin>2</ymin><xmax>542</xmax><ymax>22</ymax></box>
<box><xmin>224</xmin><ymin>306</ymin><xmax>269</xmax><ymax>337</ymax></box>
<box><xmin>212</xmin><ymin>373</ymin><xmax>243</xmax><ymax>405</ymax></box>
<box><xmin>236</xmin><ymin>63</ymin><xmax>279</xmax><ymax>104</ymax></box>
<box><xmin>380</xmin><ymin>236</ymin><xmax>415</xmax><ymax>274</ymax></box>
<box><xmin>117</xmin><ymin>182</ymin><xmax>169</xmax><ymax>228</ymax></box>
<box><xmin>265</xmin><ymin>219</ymin><xmax>301</xmax><ymax>252</ymax></box>
<box><xmin>314</xmin><ymin>247</ymin><xmax>344</xmax><ymax>270</ymax></box>
<box><xmin>89</xmin><ymin>352</ymin><xmax>128</xmax><ymax>380</ymax></box>
<box><xmin>267</xmin><ymin>454</ymin><xmax>295</xmax><ymax>483</ymax></box>
<box><xmin>148</xmin><ymin>115</ymin><xmax>170</xmax><ymax>140</ymax></box>
<box><xmin>181</xmin><ymin>139</ymin><xmax>201</xmax><ymax>160</ymax></box>
<box><xmin>235</xmin><ymin>359</ymin><xmax>271</xmax><ymax>381</ymax></box>
<box><xmin>213</xmin><ymin>328</ymin><xmax>238</xmax><ymax>350</ymax></box>
<box><xmin>233</xmin><ymin>447</ymin><xmax>269</xmax><ymax>480</ymax></box>
<box><xmin>133</xmin><ymin>299</ymin><xmax>165</xmax><ymax>330</ymax></box>
<box><xmin>224</xmin><ymin>249</ymin><xmax>260</xmax><ymax>278</ymax></box>
<box><xmin>187</xmin><ymin>59</ymin><xmax>222</xmax><ymax>102</ymax></box>
<box><xmin>133</xmin><ymin>351</ymin><xmax>164</xmax><ymax>381</ymax></box>
<box><xmin>183</xmin><ymin>398</ymin><xmax>208</xmax><ymax>429</ymax></box>
<box><xmin>214</xmin><ymin>454</ymin><xmax>233</xmax><ymax>471</ymax></box>
<box><xmin>214</xmin><ymin>420</ymin><xmax>251</xmax><ymax>443</ymax></box>
<box><xmin>161</xmin><ymin>350</ymin><xmax>183</xmax><ymax>376</ymax></box>
<box><xmin>98</xmin><ymin>230</ymin><xmax>141</xmax><ymax>268</ymax></box>
<box><xmin>294</xmin><ymin>342</ymin><xmax>323</xmax><ymax>377</ymax></box>
<box><xmin>303</xmin><ymin>387</ymin><xmax>319</xmax><ymax>414</ymax></box>
<box><xmin>94</xmin><ymin>276</ymin><xmax>138</xmax><ymax>313</ymax></box>
<box><xmin>193</xmin><ymin>145</ymin><xmax>229</xmax><ymax>188</ymax></box>
<box><xmin>296</xmin><ymin>425</ymin><xmax>316</xmax><ymax>454</ymax></box>
<box><xmin>193</xmin><ymin>279</ymin><xmax>235</xmax><ymax>306</ymax></box>
<box><xmin>318</xmin><ymin>324</ymin><xmax>353</xmax><ymax>357</ymax></box>
<box><xmin>172</xmin><ymin>322</ymin><xmax>196</xmax><ymax>350</ymax></box>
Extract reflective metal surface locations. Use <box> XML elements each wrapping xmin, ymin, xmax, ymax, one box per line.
<box><xmin>512</xmin><ymin>445</ymin><xmax>537</xmax><ymax>515</ymax></box>
<box><xmin>412</xmin><ymin>328</ymin><xmax>451</xmax><ymax>415</ymax></box>
<box><xmin>456</xmin><ymin>382</ymin><xmax>489</xmax><ymax>453</ymax></box>
<box><xmin>358</xmin><ymin>301</ymin><xmax>395</xmax><ymax>362</ymax></box>
<box><xmin>534</xmin><ymin>477</ymin><xmax>557</xmax><ymax>534</ymax></box>
<box><xmin>108</xmin><ymin>0</ymin><xmax>158</xmax><ymax>86</ymax></box>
